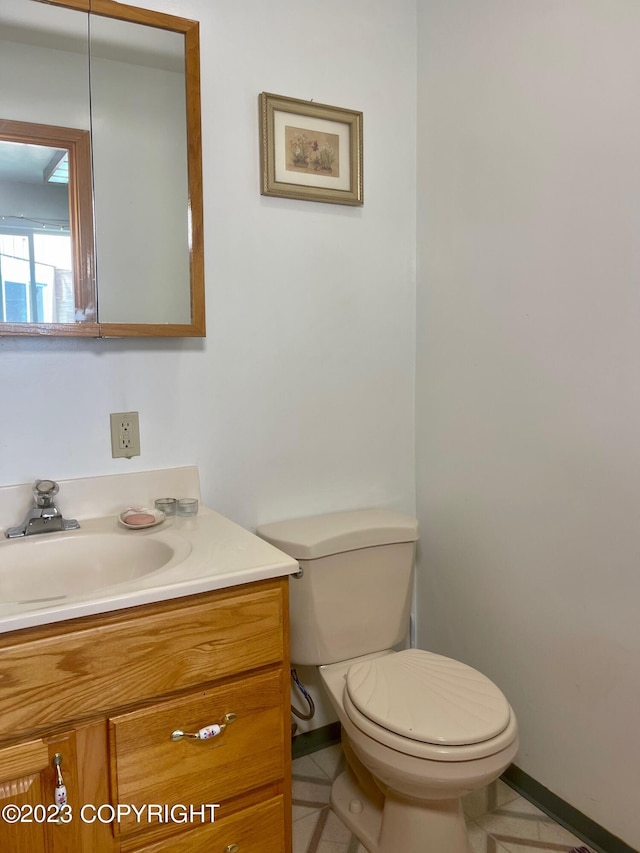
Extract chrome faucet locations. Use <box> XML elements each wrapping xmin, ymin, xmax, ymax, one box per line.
<box><xmin>4</xmin><ymin>480</ymin><xmax>80</xmax><ymax>539</ymax></box>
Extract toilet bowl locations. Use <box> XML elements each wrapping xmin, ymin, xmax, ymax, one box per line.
<box><xmin>257</xmin><ymin>509</ymin><xmax>519</xmax><ymax>853</ymax></box>
<box><xmin>320</xmin><ymin>649</ymin><xmax>518</xmax><ymax>852</ymax></box>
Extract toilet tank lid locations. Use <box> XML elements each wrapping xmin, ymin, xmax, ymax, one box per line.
<box><xmin>256</xmin><ymin>509</ymin><xmax>419</xmax><ymax>560</ymax></box>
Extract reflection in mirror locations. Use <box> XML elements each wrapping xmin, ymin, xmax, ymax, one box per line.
<box><xmin>89</xmin><ymin>16</ymin><xmax>191</xmax><ymax>326</ymax></box>
<box><xmin>0</xmin><ymin>120</ymin><xmax>94</xmax><ymax>325</ymax></box>
<box><xmin>86</xmin><ymin>1</ymin><xmax>205</xmax><ymax>336</ymax></box>
<box><xmin>0</xmin><ymin>0</ymin><xmax>97</xmax><ymax>334</ymax></box>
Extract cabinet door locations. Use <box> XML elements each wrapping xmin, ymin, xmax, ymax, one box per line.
<box><xmin>0</xmin><ymin>732</ymin><xmax>82</xmax><ymax>853</ymax></box>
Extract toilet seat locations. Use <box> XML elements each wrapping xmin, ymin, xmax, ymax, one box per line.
<box><xmin>343</xmin><ymin>649</ymin><xmax>516</xmax><ymax>762</ymax></box>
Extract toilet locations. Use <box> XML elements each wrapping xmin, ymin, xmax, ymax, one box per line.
<box><xmin>258</xmin><ymin>509</ymin><xmax>519</xmax><ymax>853</ymax></box>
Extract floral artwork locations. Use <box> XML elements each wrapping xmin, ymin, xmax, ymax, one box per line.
<box><xmin>285</xmin><ymin>125</ymin><xmax>340</xmax><ymax>178</ymax></box>
<box><xmin>260</xmin><ymin>92</ymin><xmax>363</xmax><ymax>205</ymax></box>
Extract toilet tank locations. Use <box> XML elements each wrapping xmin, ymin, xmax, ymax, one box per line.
<box><xmin>257</xmin><ymin>509</ymin><xmax>419</xmax><ymax>666</ymax></box>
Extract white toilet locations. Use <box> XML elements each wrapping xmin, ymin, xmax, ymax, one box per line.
<box><xmin>258</xmin><ymin>508</ymin><xmax>519</xmax><ymax>853</ymax></box>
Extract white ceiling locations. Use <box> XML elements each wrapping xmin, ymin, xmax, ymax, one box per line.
<box><xmin>0</xmin><ymin>140</ymin><xmax>64</xmax><ymax>184</ymax></box>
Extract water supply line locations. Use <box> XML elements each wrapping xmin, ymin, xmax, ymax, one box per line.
<box><xmin>290</xmin><ymin>668</ymin><xmax>315</xmax><ymax>736</ymax></box>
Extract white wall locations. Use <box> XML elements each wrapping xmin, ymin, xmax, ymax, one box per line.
<box><xmin>0</xmin><ymin>180</ymin><xmax>69</xmax><ymax>225</ymax></box>
<box><xmin>416</xmin><ymin>1</ymin><xmax>640</xmax><ymax>848</ymax></box>
<box><xmin>0</xmin><ymin>37</ymin><xmax>89</xmax><ymax>128</ymax></box>
<box><xmin>0</xmin><ymin>0</ymin><xmax>416</xmax><ymax>528</ymax></box>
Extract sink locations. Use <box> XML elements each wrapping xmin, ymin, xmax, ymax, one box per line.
<box><xmin>0</xmin><ymin>532</ymin><xmax>175</xmax><ymax>604</ymax></box>
<box><xmin>0</xmin><ymin>467</ymin><xmax>299</xmax><ymax>635</ymax></box>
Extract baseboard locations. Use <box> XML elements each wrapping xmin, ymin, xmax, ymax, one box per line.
<box><xmin>503</xmin><ymin>765</ymin><xmax>637</xmax><ymax>853</ymax></box>
<box><xmin>291</xmin><ymin>722</ymin><xmax>341</xmax><ymax>760</ymax></box>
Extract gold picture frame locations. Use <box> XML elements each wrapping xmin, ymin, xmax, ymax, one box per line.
<box><xmin>259</xmin><ymin>92</ymin><xmax>363</xmax><ymax>206</ymax></box>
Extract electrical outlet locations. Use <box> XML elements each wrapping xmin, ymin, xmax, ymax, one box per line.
<box><xmin>110</xmin><ymin>411</ymin><xmax>141</xmax><ymax>459</ymax></box>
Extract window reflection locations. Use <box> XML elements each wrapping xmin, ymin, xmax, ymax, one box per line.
<box><xmin>0</xmin><ymin>231</ymin><xmax>74</xmax><ymax>323</ymax></box>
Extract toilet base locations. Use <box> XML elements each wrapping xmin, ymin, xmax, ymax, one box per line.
<box><xmin>331</xmin><ymin>766</ymin><xmax>472</xmax><ymax>853</ymax></box>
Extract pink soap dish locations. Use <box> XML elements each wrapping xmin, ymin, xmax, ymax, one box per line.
<box><xmin>118</xmin><ymin>507</ymin><xmax>165</xmax><ymax>529</ymax></box>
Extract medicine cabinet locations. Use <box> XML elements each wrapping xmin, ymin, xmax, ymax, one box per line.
<box><xmin>0</xmin><ymin>0</ymin><xmax>205</xmax><ymax>337</ymax></box>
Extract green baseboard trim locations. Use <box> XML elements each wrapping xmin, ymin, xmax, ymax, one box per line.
<box><xmin>291</xmin><ymin>722</ymin><xmax>341</xmax><ymax>760</ymax></box>
<box><xmin>503</xmin><ymin>765</ymin><xmax>637</xmax><ymax>853</ymax></box>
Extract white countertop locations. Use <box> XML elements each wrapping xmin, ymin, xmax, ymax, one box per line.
<box><xmin>0</xmin><ymin>506</ymin><xmax>298</xmax><ymax>634</ymax></box>
<box><xmin>0</xmin><ymin>468</ymin><xmax>298</xmax><ymax>634</ymax></box>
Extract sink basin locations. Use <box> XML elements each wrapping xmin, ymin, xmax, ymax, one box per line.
<box><xmin>0</xmin><ymin>532</ymin><xmax>175</xmax><ymax>604</ymax></box>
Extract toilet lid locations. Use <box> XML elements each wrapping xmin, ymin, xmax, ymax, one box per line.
<box><xmin>345</xmin><ymin>649</ymin><xmax>511</xmax><ymax>746</ymax></box>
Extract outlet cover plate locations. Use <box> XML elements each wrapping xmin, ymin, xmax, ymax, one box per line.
<box><xmin>110</xmin><ymin>411</ymin><xmax>141</xmax><ymax>459</ymax></box>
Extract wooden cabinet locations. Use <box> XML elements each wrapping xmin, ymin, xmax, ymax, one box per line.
<box><xmin>0</xmin><ymin>578</ymin><xmax>292</xmax><ymax>852</ymax></box>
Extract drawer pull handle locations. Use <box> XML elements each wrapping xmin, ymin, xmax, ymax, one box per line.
<box><xmin>51</xmin><ymin>753</ymin><xmax>68</xmax><ymax>825</ymax></box>
<box><xmin>52</xmin><ymin>753</ymin><xmax>67</xmax><ymax>807</ymax></box>
<box><xmin>226</xmin><ymin>846</ymin><xmax>239</xmax><ymax>853</ymax></box>
<box><xmin>171</xmin><ymin>712</ymin><xmax>237</xmax><ymax>741</ymax></box>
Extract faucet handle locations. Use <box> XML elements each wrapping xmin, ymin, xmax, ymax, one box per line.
<box><xmin>33</xmin><ymin>479</ymin><xmax>60</xmax><ymax>507</ymax></box>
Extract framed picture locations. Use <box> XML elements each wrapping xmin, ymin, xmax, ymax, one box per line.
<box><xmin>259</xmin><ymin>92</ymin><xmax>363</xmax><ymax>206</ymax></box>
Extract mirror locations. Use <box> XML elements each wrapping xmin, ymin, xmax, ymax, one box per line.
<box><xmin>0</xmin><ymin>0</ymin><xmax>205</xmax><ymax>337</ymax></box>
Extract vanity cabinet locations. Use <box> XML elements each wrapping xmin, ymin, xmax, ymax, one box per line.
<box><xmin>0</xmin><ymin>578</ymin><xmax>292</xmax><ymax>852</ymax></box>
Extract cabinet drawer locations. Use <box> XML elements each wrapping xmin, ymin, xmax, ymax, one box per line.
<box><xmin>0</xmin><ymin>581</ymin><xmax>285</xmax><ymax>740</ymax></box>
<box><xmin>109</xmin><ymin>669</ymin><xmax>285</xmax><ymax>837</ymax></box>
<box><xmin>132</xmin><ymin>795</ymin><xmax>285</xmax><ymax>853</ymax></box>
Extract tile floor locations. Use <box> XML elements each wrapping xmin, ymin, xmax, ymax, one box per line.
<box><xmin>292</xmin><ymin>744</ymin><xmax>595</xmax><ymax>853</ymax></box>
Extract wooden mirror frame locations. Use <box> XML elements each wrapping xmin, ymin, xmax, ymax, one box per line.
<box><xmin>0</xmin><ymin>0</ymin><xmax>205</xmax><ymax>338</ymax></box>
